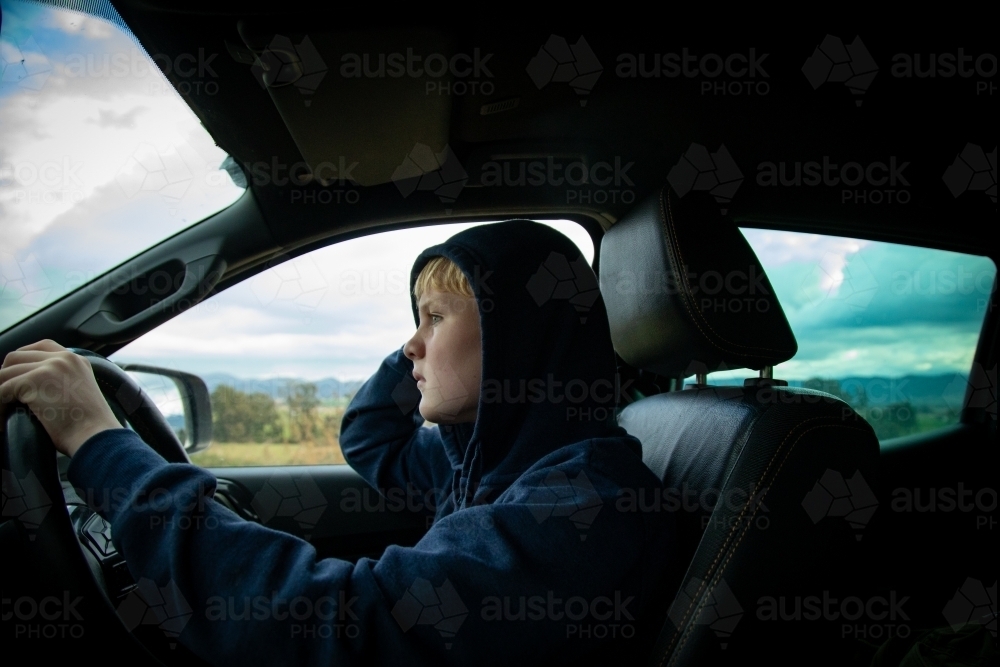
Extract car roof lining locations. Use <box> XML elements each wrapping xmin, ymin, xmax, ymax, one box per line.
<box><xmin>103</xmin><ymin>5</ymin><xmax>989</xmax><ymax>258</ymax></box>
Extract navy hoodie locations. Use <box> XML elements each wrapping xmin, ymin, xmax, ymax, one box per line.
<box><xmin>67</xmin><ymin>220</ymin><xmax>674</xmax><ymax>666</ymax></box>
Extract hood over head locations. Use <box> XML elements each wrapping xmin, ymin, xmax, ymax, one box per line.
<box><xmin>409</xmin><ymin>220</ymin><xmax>628</xmax><ymax>508</ymax></box>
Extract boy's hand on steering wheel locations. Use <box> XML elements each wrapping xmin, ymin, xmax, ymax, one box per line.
<box><xmin>0</xmin><ymin>340</ymin><xmax>122</xmax><ymax>457</ymax></box>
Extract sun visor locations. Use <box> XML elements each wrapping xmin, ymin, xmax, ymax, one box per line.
<box><xmin>235</xmin><ymin>24</ymin><xmax>453</xmax><ymax>187</ymax></box>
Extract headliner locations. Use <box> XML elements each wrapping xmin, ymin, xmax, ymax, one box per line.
<box><xmin>108</xmin><ymin>3</ymin><xmax>995</xmax><ymax>258</ymax></box>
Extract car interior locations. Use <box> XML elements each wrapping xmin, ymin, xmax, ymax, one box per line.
<box><xmin>1</xmin><ymin>5</ymin><xmax>995</xmax><ymax>666</ymax></box>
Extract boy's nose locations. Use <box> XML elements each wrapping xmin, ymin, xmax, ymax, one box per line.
<box><xmin>403</xmin><ymin>331</ymin><xmax>423</xmax><ymax>360</ymax></box>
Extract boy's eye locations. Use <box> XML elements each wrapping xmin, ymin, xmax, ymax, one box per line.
<box><xmin>430</xmin><ymin>314</ymin><xmax>443</xmax><ymax>325</ymax></box>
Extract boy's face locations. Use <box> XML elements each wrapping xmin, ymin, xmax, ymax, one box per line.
<box><xmin>404</xmin><ymin>289</ymin><xmax>482</xmax><ymax>424</ymax></box>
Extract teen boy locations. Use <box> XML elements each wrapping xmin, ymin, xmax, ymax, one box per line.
<box><xmin>1</xmin><ymin>221</ymin><xmax>672</xmax><ymax>665</ymax></box>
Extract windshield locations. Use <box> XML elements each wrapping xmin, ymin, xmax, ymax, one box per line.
<box><xmin>0</xmin><ymin>0</ymin><xmax>246</xmax><ymax>332</ymax></box>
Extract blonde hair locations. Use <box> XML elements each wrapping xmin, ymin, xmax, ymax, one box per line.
<box><xmin>414</xmin><ymin>257</ymin><xmax>474</xmax><ymax>299</ymax></box>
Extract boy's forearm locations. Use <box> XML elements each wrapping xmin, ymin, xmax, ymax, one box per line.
<box><xmin>67</xmin><ymin>429</ymin><xmax>365</xmax><ymax>664</ymax></box>
<box><xmin>339</xmin><ymin>348</ymin><xmax>448</xmax><ymax>502</ymax></box>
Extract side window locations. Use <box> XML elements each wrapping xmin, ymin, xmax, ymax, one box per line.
<box><xmin>110</xmin><ymin>221</ymin><xmax>594</xmax><ymax>466</ymax></box>
<box><xmin>713</xmin><ymin>230</ymin><xmax>996</xmax><ymax>442</ymax></box>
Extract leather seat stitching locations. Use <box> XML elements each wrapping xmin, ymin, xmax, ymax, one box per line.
<box><xmin>655</xmin><ymin>413</ymin><xmax>834</xmax><ymax>665</ymax></box>
<box><xmin>669</xmin><ymin>423</ymin><xmax>871</xmax><ymax>664</ymax></box>
<box><xmin>658</xmin><ymin>188</ymin><xmax>793</xmax><ymax>359</ymax></box>
<box><xmin>662</xmin><ymin>422</ymin><xmax>872</xmax><ymax>665</ymax></box>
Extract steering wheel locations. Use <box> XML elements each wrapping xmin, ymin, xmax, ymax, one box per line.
<box><xmin>3</xmin><ymin>349</ymin><xmax>198</xmax><ymax>664</ymax></box>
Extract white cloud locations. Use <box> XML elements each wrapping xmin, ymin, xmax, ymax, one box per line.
<box><xmin>112</xmin><ymin>221</ymin><xmax>595</xmax><ymax>381</ymax></box>
<box><xmin>742</xmin><ymin>228</ymin><xmax>870</xmax><ymax>297</ymax></box>
<box><xmin>0</xmin><ymin>0</ymin><xmax>243</xmax><ymax>333</ymax></box>
<box><xmin>1</xmin><ymin>90</ymin><xmax>236</xmax><ymax>251</ymax></box>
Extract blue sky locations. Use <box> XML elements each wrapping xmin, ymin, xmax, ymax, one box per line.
<box><xmin>0</xmin><ymin>0</ymin><xmax>244</xmax><ymax>329</ymax></box>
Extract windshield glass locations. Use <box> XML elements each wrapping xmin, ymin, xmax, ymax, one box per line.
<box><xmin>0</xmin><ymin>0</ymin><xmax>246</xmax><ymax>332</ymax></box>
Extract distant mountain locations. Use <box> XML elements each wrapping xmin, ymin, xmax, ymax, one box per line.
<box><xmin>201</xmin><ymin>373</ymin><xmax>365</xmax><ymax>401</ymax></box>
<box><xmin>835</xmin><ymin>374</ymin><xmax>968</xmax><ymax>406</ymax></box>
<box><xmin>711</xmin><ymin>373</ymin><xmax>967</xmax><ymax>406</ymax></box>
<box><xmin>199</xmin><ymin>372</ymin><xmax>968</xmax><ymax>407</ymax></box>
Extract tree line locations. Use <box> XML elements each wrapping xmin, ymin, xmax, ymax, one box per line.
<box><xmin>211</xmin><ymin>377</ymin><xmax>933</xmax><ymax>445</ymax></box>
<box><xmin>802</xmin><ymin>377</ymin><xmax>920</xmax><ymax>440</ymax></box>
<box><xmin>211</xmin><ymin>382</ymin><xmax>345</xmax><ymax>445</ymax></box>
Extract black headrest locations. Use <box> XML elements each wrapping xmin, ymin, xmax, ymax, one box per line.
<box><xmin>599</xmin><ymin>187</ymin><xmax>797</xmax><ymax>377</ymax></box>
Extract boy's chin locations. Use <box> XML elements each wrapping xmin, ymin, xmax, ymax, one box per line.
<box><xmin>419</xmin><ymin>401</ymin><xmax>477</xmax><ymax>425</ymax></box>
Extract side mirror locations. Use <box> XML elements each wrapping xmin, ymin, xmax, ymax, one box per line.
<box><xmin>118</xmin><ymin>364</ymin><xmax>213</xmax><ymax>453</ymax></box>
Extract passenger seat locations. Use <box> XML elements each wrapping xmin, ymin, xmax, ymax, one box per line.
<box><xmin>599</xmin><ymin>187</ymin><xmax>880</xmax><ymax>665</ymax></box>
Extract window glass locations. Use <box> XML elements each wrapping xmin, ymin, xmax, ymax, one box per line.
<box><xmin>0</xmin><ymin>0</ymin><xmax>246</xmax><ymax>333</ymax></box>
<box><xmin>126</xmin><ymin>371</ymin><xmax>187</xmax><ymax>444</ymax></box>
<box><xmin>711</xmin><ymin>229</ymin><xmax>995</xmax><ymax>441</ymax></box>
<box><xmin>110</xmin><ymin>220</ymin><xmax>594</xmax><ymax>466</ymax></box>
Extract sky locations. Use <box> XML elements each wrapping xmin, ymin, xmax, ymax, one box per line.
<box><xmin>727</xmin><ymin>229</ymin><xmax>994</xmax><ymax>381</ymax></box>
<box><xmin>2</xmin><ymin>0</ymin><xmax>995</xmax><ymax>386</ymax></box>
<box><xmin>109</xmin><ymin>223</ymin><xmax>994</xmax><ymax>383</ymax></box>
<box><xmin>112</xmin><ymin>220</ymin><xmax>596</xmax><ymax>380</ymax></box>
<box><xmin>0</xmin><ymin>0</ymin><xmax>244</xmax><ymax>328</ymax></box>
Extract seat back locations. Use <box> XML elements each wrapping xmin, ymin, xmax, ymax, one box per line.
<box><xmin>600</xmin><ymin>187</ymin><xmax>880</xmax><ymax>665</ymax></box>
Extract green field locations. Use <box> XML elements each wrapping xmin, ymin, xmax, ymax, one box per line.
<box><xmin>190</xmin><ymin>441</ymin><xmax>347</xmax><ymax>467</ymax></box>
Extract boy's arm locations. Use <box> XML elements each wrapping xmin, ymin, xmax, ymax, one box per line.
<box><xmin>339</xmin><ymin>348</ymin><xmax>455</xmax><ymax>508</ymax></box>
<box><xmin>68</xmin><ymin>429</ymin><xmax>661</xmax><ymax>667</ymax></box>
<box><xmin>66</xmin><ymin>431</ymin><xmax>399</xmax><ymax>665</ymax></box>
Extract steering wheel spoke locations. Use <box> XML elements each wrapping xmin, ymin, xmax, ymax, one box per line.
<box><xmin>70</xmin><ymin>504</ymin><xmax>138</xmax><ymax>601</ymax></box>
